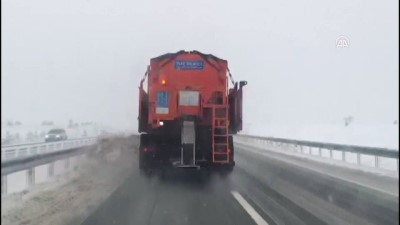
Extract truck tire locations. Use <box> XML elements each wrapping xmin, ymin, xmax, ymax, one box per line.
<box><xmin>229</xmin><ymin>135</ymin><xmax>235</xmax><ymax>165</ymax></box>
<box><xmin>139</xmin><ymin>149</ymin><xmax>146</xmax><ymax>169</ymax></box>
<box><xmin>139</xmin><ymin>134</ymin><xmax>150</xmax><ymax>170</ymax></box>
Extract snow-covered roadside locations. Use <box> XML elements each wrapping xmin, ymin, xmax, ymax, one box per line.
<box><xmin>243</xmin><ymin>122</ymin><xmax>399</xmax><ymax>150</ymax></box>
<box><xmin>234</xmin><ymin>138</ymin><xmax>399</xmax><ymax>178</ymax></box>
<box><xmin>235</xmin><ymin>141</ymin><xmax>399</xmax><ymax>197</ymax></box>
<box><xmin>1</xmin><ymin>138</ymin><xmax>136</xmax><ymax>225</ymax></box>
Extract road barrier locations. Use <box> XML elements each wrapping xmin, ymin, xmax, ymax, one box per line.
<box><xmin>1</xmin><ymin>138</ymin><xmax>98</xmax><ymax>195</ymax></box>
<box><xmin>1</xmin><ymin>135</ymin><xmax>132</xmax><ymax>195</ymax></box>
<box><xmin>1</xmin><ymin>138</ymin><xmax>97</xmax><ymax>162</ymax></box>
<box><xmin>235</xmin><ymin>134</ymin><xmax>399</xmax><ymax>172</ymax></box>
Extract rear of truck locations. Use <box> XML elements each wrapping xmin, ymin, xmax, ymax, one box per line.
<box><xmin>138</xmin><ymin>50</ymin><xmax>246</xmax><ymax>171</ymax></box>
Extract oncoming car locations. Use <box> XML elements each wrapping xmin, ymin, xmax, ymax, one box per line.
<box><xmin>45</xmin><ymin>129</ymin><xmax>68</xmax><ymax>142</ymax></box>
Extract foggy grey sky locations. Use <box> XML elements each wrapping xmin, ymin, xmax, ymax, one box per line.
<box><xmin>2</xmin><ymin>0</ymin><xmax>399</xmax><ymax>132</ymax></box>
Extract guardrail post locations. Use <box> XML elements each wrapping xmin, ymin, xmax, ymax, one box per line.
<box><xmin>1</xmin><ymin>176</ymin><xmax>7</xmax><ymax>195</ymax></box>
<box><xmin>27</xmin><ymin>168</ymin><xmax>35</xmax><ymax>187</ymax></box>
<box><xmin>342</xmin><ymin>151</ymin><xmax>345</xmax><ymax>161</ymax></box>
<box><xmin>318</xmin><ymin>148</ymin><xmax>322</xmax><ymax>157</ymax></box>
<box><xmin>300</xmin><ymin>146</ymin><xmax>303</xmax><ymax>154</ymax></box>
<box><xmin>374</xmin><ymin>156</ymin><xmax>380</xmax><ymax>169</ymax></box>
<box><xmin>357</xmin><ymin>153</ymin><xmax>361</xmax><ymax>165</ymax></box>
<box><xmin>48</xmin><ymin>163</ymin><xmax>54</xmax><ymax>177</ymax></box>
<box><xmin>65</xmin><ymin>158</ymin><xmax>70</xmax><ymax>169</ymax></box>
<box><xmin>329</xmin><ymin>149</ymin><xmax>333</xmax><ymax>159</ymax></box>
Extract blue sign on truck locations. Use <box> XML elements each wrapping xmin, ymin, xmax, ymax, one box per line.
<box><xmin>156</xmin><ymin>91</ymin><xmax>169</xmax><ymax>114</ymax></box>
<box><xmin>157</xmin><ymin>91</ymin><xmax>169</xmax><ymax>108</ymax></box>
<box><xmin>175</xmin><ymin>60</ymin><xmax>204</xmax><ymax>70</ymax></box>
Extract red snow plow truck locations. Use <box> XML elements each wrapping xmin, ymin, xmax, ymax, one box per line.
<box><xmin>138</xmin><ymin>50</ymin><xmax>247</xmax><ymax>172</ymax></box>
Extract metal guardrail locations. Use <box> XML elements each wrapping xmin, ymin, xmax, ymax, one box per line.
<box><xmin>1</xmin><ymin>138</ymin><xmax>44</xmax><ymax>147</ymax></box>
<box><xmin>1</xmin><ymin>138</ymin><xmax>98</xmax><ymax>163</ymax></box>
<box><xmin>235</xmin><ymin>134</ymin><xmax>399</xmax><ymax>171</ymax></box>
<box><xmin>1</xmin><ymin>147</ymin><xmax>90</xmax><ymax>176</ymax></box>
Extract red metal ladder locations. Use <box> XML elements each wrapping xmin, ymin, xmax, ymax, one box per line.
<box><xmin>212</xmin><ymin>106</ymin><xmax>230</xmax><ymax>163</ymax></box>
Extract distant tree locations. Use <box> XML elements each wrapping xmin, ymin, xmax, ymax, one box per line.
<box><xmin>26</xmin><ymin>132</ymin><xmax>34</xmax><ymax>140</ymax></box>
<box><xmin>394</xmin><ymin>120</ymin><xmax>398</xmax><ymax>125</ymax></box>
<box><xmin>68</xmin><ymin>120</ymin><xmax>74</xmax><ymax>128</ymax></box>
<box><xmin>42</xmin><ymin>121</ymin><xmax>54</xmax><ymax>126</ymax></box>
<box><xmin>7</xmin><ymin>121</ymin><xmax>13</xmax><ymax>126</ymax></box>
<box><xmin>40</xmin><ymin>131</ymin><xmax>46</xmax><ymax>137</ymax></box>
<box><xmin>344</xmin><ymin>116</ymin><xmax>354</xmax><ymax>127</ymax></box>
<box><xmin>15</xmin><ymin>121</ymin><xmax>22</xmax><ymax>126</ymax></box>
<box><xmin>81</xmin><ymin>122</ymin><xmax>91</xmax><ymax>126</ymax></box>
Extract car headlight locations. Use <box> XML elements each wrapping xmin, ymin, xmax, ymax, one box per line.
<box><xmin>56</xmin><ymin>135</ymin><xmax>60</xmax><ymax>138</ymax></box>
<box><xmin>45</xmin><ymin>135</ymin><xmax>49</xmax><ymax>138</ymax></box>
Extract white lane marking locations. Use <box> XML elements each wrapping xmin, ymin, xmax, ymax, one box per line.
<box><xmin>231</xmin><ymin>191</ymin><xmax>269</xmax><ymax>225</ymax></box>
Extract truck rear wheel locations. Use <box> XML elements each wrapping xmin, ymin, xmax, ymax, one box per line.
<box><xmin>229</xmin><ymin>135</ymin><xmax>235</xmax><ymax>166</ymax></box>
<box><xmin>139</xmin><ymin>134</ymin><xmax>151</xmax><ymax>170</ymax></box>
<box><xmin>139</xmin><ymin>149</ymin><xmax>146</xmax><ymax>169</ymax></box>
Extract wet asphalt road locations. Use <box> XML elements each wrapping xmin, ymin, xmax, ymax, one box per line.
<box><xmin>81</xmin><ymin>144</ymin><xmax>399</xmax><ymax>225</ymax></box>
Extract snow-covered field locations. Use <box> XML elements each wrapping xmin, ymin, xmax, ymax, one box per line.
<box><xmin>1</xmin><ymin>137</ymin><xmax>136</xmax><ymax>225</ymax></box>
